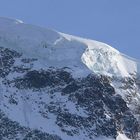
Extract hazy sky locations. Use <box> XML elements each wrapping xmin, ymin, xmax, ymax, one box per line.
<box><xmin>0</xmin><ymin>0</ymin><xmax>140</xmax><ymax>59</ymax></box>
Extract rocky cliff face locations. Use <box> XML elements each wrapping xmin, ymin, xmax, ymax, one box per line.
<box><xmin>0</xmin><ymin>17</ymin><xmax>140</xmax><ymax>140</ymax></box>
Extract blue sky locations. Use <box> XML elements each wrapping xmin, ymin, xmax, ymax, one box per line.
<box><xmin>0</xmin><ymin>0</ymin><xmax>140</xmax><ymax>59</ymax></box>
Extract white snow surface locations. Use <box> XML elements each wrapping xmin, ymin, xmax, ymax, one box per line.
<box><xmin>0</xmin><ymin>17</ymin><xmax>139</xmax><ymax>77</ymax></box>
<box><xmin>116</xmin><ymin>133</ymin><xmax>131</xmax><ymax>140</ymax></box>
<box><xmin>0</xmin><ymin>17</ymin><xmax>139</xmax><ymax>140</ymax></box>
<box><xmin>94</xmin><ymin>133</ymin><xmax>131</xmax><ymax>140</ymax></box>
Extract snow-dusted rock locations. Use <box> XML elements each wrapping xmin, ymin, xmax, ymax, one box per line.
<box><xmin>0</xmin><ymin>17</ymin><xmax>140</xmax><ymax>140</ymax></box>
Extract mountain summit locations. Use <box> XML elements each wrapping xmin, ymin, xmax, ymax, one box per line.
<box><xmin>0</xmin><ymin>17</ymin><xmax>139</xmax><ymax>77</ymax></box>
<box><xmin>0</xmin><ymin>17</ymin><xmax>140</xmax><ymax>140</ymax></box>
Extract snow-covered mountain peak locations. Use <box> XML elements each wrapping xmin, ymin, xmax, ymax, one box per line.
<box><xmin>0</xmin><ymin>17</ymin><xmax>139</xmax><ymax>77</ymax></box>
<box><xmin>0</xmin><ymin>17</ymin><xmax>140</xmax><ymax>140</ymax></box>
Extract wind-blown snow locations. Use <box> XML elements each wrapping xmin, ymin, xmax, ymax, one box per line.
<box><xmin>0</xmin><ymin>17</ymin><xmax>139</xmax><ymax>77</ymax></box>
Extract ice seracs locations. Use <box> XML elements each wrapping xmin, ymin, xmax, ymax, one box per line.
<box><xmin>0</xmin><ymin>17</ymin><xmax>140</xmax><ymax>140</ymax></box>
<box><xmin>59</xmin><ymin>32</ymin><xmax>140</xmax><ymax>77</ymax></box>
<box><xmin>0</xmin><ymin>17</ymin><xmax>139</xmax><ymax>78</ymax></box>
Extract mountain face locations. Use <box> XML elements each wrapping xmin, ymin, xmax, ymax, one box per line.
<box><xmin>0</xmin><ymin>17</ymin><xmax>140</xmax><ymax>140</ymax></box>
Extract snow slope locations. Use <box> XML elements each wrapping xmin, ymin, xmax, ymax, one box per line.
<box><xmin>0</xmin><ymin>17</ymin><xmax>140</xmax><ymax>140</ymax></box>
<box><xmin>0</xmin><ymin>17</ymin><xmax>139</xmax><ymax>78</ymax></box>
